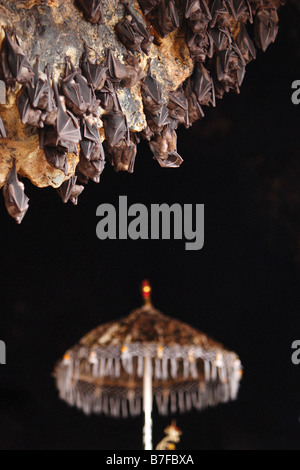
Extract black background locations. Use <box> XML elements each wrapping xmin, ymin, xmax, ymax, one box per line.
<box><xmin>0</xmin><ymin>1</ymin><xmax>299</xmax><ymax>450</ymax></box>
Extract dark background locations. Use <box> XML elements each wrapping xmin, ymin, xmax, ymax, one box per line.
<box><xmin>0</xmin><ymin>1</ymin><xmax>299</xmax><ymax>450</ymax></box>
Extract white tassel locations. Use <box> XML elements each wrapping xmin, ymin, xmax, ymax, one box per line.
<box><xmin>137</xmin><ymin>355</ymin><xmax>144</xmax><ymax>377</ymax></box>
<box><xmin>183</xmin><ymin>358</ymin><xmax>189</xmax><ymax>378</ymax></box>
<box><xmin>170</xmin><ymin>392</ymin><xmax>177</xmax><ymax>413</ymax></box>
<box><xmin>162</xmin><ymin>358</ymin><xmax>169</xmax><ymax>380</ymax></box>
<box><xmin>204</xmin><ymin>360</ymin><xmax>210</xmax><ymax>381</ymax></box>
<box><xmin>170</xmin><ymin>358</ymin><xmax>178</xmax><ymax>378</ymax></box>
<box><xmin>155</xmin><ymin>358</ymin><xmax>162</xmax><ymax>379</ymax></box>
<box><xmin>114</xmin><ymin>358</ymin><xmax>121</xmax><ymax>378</ymax></box>
<box><xmin>185</xmin><ymin>391</ymin><xmax>192</xmax><ymax>411</ymax></box>
<box><xmin>99</xmin><ymin>357</ymin><xmax>106</xmax><ymax>377</ymax></box>
<box><xmin>110</xmin><ymin>397</ymin><xmax>120</xmax><ymax>417</ymax></box>
<box><xmin>178</xmin><ymin>391</ymin><xmax>185</xmax><ymax>413</ymax></box>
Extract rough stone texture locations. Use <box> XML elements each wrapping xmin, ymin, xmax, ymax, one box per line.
<box><xmin>0</xmin><ymin>0</ymin><xmax>193</xmax><ymax>189</ymax></box>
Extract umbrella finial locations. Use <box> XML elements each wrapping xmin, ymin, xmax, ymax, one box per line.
<box><xmin>141</xmin><ymin>279</ymin><xmax>152</xmax><ymax>306</ymax></box>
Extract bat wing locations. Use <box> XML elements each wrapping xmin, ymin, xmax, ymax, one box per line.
<box><xmin>254</xmin><ymin>8</ymin><xmax>278</xmax><ymax>52</ymax></box>
<box><xmin>154</xmin><ymin>151</ymin><xmax>183</xmax><ymax>168</ymax></box>
<box><xmin>158</xmin><ymin>0</ymin><xmax>180</xmax><ymax>37</ymax></box>
<box><xmin>5</xmin><ymin>31</ymin><xmax>33</xmax><ymax>84</ymax></box>
<box><xmin>116</xmin><ymin>20</ymin><xmax>143</xmax><ymax>52</ymax></box>
<box><xmin>138</xmin><ymin>0</ymin><xmax>158</xmax><ymax>15</ymax></box>
<box><xmin>193</xmin><ymin>63</ymin><xmax>215</xmax><ymax>107</ymax></box>
<box><xmin>77</xmin><ymin>0</ymin><xmax>103</xmax><ymax>23</ymax></box>
<box><xmin>83</xmin><ymin>120</ymin><xmax>101</xmax><ymax>144</ymax></box>
<box><xmin>142</xmin><ymin>63</ymin><xmax>163</xmax><ymax>106</ymax></box>
<box><xmin>52</xmin><ymin>78</ymin><xmax>81</xmax><ymax>144</ymax></box>
<box><xmin>57</xmin><ymin>175</ymin><xmax>84</xmax><ymax>205</ymax></box>
<box><xmin>4</xmin><ymin>164</ymin><xmax>29</xmax><ymax>223</ymax></box>
<box><xmin>56</xmin><ymin>109</ymin><xmax>81</xmax><ymax>144</ymax></box>
<box><xmin>107</xmin><ymin>50</ymin><xmax>127</xmax><ymax>82</ymax></box>
<box><xmin>81</xmin><ymin>45</ymin><xmax>108</xmax><ymax>90</ymax></box>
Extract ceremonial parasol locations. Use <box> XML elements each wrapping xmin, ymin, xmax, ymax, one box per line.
<box><xmin>54</xmin><ymin>281</ymin><xmax>242</xmax><ymax>450</ymax></box>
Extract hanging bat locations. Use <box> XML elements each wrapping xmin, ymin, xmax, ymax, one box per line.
<box><xmin>57</xmin><ymin>175</ymin><xmax>84</xmax><ymax>205</ymax></box>
<box><xmin>138</xmin><ymin>0</ymin><xmax>160</xmax><ymax>15</ymax></box>
<box><xmin>147</xmin><ymin>104</ymin><xmax>170</xmax><ymax>133</ymax></box>
<box><xmin>141</xmin><ymin>62</ymin><xmax>163</xmax><ymax>115</ymax></box>
<box><xmin>149</xmin><ymin>122</ymin><xmax>177</xmax><ymax>157</ymax></box>
<box><xmin>192</xmin><ymin>62</ymin><xmax>216</xmax><ymax>107</ymax></box>
<box><xmin>50</xmin><ymin>77</ymin><xmax>82</xmax><ymax>147</ymax></box>
<box><xmin>254</xmin><ymin>5</ymin><xmax>278</xmax><ymax>52</ymax></box>
<box><xmin>157</xmin><ymin>0</ymin><xmax>180</xmax><ymax>38</ymax></box>
<box><xmin>17</xmin><ymin>86</ymin><xmax>44</xmax><ymax>127</ymax></box>
<box><xmin>215</xmin><ymin>44</ymin><xmax>246</xmax><ymax>94</ymax></box>
<box><xmin>209</xmin><ymin>26</ymin><xmax>232</xmax><ymax>50</ymax></box>
<box><xmin>209</xmin><ymin>0</ymin><xmax>231</xmax><ymax>28</ymax></box>
<box><xmin>107</xmin><ymin>49</ymin><xmax>145</xmax><ymax>88</ymax></box>
<box><xmin>186</xmin><ymin>85</ymin><xmax>205</xmax><ymax>122</ymax></box>
<box><xmin>44</xmin><ymin>146</ymin><xmax>69</xmax><ymax>175</ymax></box>
<box><xmin>26</xmin><ymin>60</ymin><xmax>54</xmax><ymax>112</ymax></box>
<box><xmin>228</xmin><ymin>0</ymin><xmax>253</xmax><ymax>23</ymax></box>
<box><xmin>0</xmin><ymin>117</ymin><xmax>7</xmax><ymax>138</ymax></box>
<box><xmin>3</xmin><ymin>163</ymin><xmax>29</xmax><ymax>224</ymax></box>
<box><xmin>106</xmin><ymin>139</ymin><xmax>137</xmax><ymax>173</ymax></box>
<box><xmin>81</xmin><ymin>44</ymin><xmax>108</xmax><ymax>90</ymax></box>
<box><xmin>119</xmin><ymin>1</ymin><xmax>154</xmax><ymax>55</ymax></box>
<box><xmin>2</xmin><ymin>30</ymin><xmax>34</xmax><ymax>86</ymax></box>
<box><xmin>184</xmin><ymin>0</ymin><xmax>212</xmax><ymax>22</ymax></box>
<box><xmin>116</xmin><ymin>17</ymin><xmax>144</xmax><ymax>53</ymax></box>
<box><xmin>96</xmin><ymin>79</ymin><xmax>121</xmax><ymax>113</ymax></box>
<box><xmin>235</xmin><ymin>23</ymin><xmax>256</xmax><ymax>63</ymax></box>
<box><xmin>155</xmin><ymin>150</ymin><xmax>183</xmax><ymax>168</ymax></box>
<box><xmin>102</xmin><ymin>111</ymin><xmax>129</xmax><ymax>147</ymax></box>
<box><xmin>80</xmin><ymin>118</ymin><xmax>105</xmax><ymax>161</ymax></box>
<box><xmin>186</xmin><ymin>28</ymin><xmax>214</xmax><ymax>61</ymax></box>
<box><xmin>77</xmin><ymin>0</ymin><xmax>103</xmax><ymax>24</ymax></box>
<box><xmin>62</xmin><ymin>58</ymin><xmax>99</xmax><ymax>116</ymax></box>
<box><xmin>168</xmin><ymin>86</ymin><xmax>189</xmax><ymax>128</ymax></box>
<box><xmin>77</xmin><ymin>154</ymin><xmax>105</xmax><ymax>183</ymax></box>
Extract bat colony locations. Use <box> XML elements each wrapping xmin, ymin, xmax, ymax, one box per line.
<box><xmin>0</xmin><ymin>0</ymin><xmax>282</xmax><ymax>223</ymax></box>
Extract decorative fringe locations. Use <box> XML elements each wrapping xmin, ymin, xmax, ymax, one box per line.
<box><xmin>55</xmin><ymin>345</ymin><xmax>242</xmax><ymax>418</ymax></box>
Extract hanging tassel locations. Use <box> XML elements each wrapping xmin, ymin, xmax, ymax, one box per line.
<box><xmin>170</xmin><ymin>392</ymin><xmax>177</xmax><ymax>413</ymax></box>
<box><xmin>99</xmin><ymin>357</ymin><xmax>106</xmax><ymax>377</ymax></box>
<box><xmin>204</xmin><ymin>360</ymin><xmax>211</xmax><ymax>381</ymax></box>
<box><xmin>137</xmin><ymin>354</ymin><xmax>144</xmax><ymax>377</ymax></box>
<box><xmin>155</xmin><ymin>358</ymin><xmax>162</xmax><ymax>379</ymax></box>
<box><xmin>185</xmin><ymin>391</ymin><xmax>192</xmax><ymax>411</ymax></box>
<box><xmin>162</xmin><ymin>358</ymin><xmax>169</xmax><ymax>380</ymax></box>
<box><xmin>121</xmin><ymin>398</ymin><xmax>129</xmax><ymax>418</ymax></box>
<box><xmin>178</xmin><ymin>391</ymin><xmax>185</xmax><ymax>413</ymax></box>
<box><xmin>183</xmin><ymin>358</ymin><xmax>189</xmax><ymax>378</ymax></box>
<box><xmin>114</xmin><ymin>358</ymin><xmax>121</xmax><ymax>378</ymax></box>
<box><xmin>170</xmin><ymin>358</ymin><xmax>178</xmax><ymax>378</ymax></box>
<box><xmin>110</xmin><ymin>397</ymin><xmax>120</xmax><ymax>417</ymax></box>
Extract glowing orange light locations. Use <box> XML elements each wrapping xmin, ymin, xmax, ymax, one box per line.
<box><xmin>141</xmin><ymin>280</ymin><xmax>152</xmax><ymax>302</ymax></box>
<box><xmin>63</xmin><ymin>353</ymin><xmax>71</xmax><ymax>361</ymax></box>
<box><xmin>121</xmin><ymin>346</ymin><xmax>128</xmax><ymax>354</ymax></box>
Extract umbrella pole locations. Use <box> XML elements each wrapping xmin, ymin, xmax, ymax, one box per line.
<box><xmin>143</xmin><ymin>355</ymin><xmax>153</xmax><ymax>450</ymax></box>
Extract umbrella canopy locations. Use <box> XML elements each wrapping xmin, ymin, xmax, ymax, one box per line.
<box><xmin>54</xmin><ymin>281</ymin><xmax>242</xmax><ymax>422</ymax></box>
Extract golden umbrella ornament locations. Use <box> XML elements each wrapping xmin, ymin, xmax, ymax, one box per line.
<box><xmin>54</xmin><ymin>281</ymin><xmax>243</xmax><ymax>450</ymax></box>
